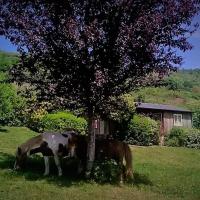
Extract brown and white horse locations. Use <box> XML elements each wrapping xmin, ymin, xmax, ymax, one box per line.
<box><xmin>68</xmin><ymin>135</ymin><xmax>133</xmax><ymax>182</ymax></box>
<box><xmin>14</xmin><ymin>131</ymin><xmax>77</xmax><ymax>176</ymax></box>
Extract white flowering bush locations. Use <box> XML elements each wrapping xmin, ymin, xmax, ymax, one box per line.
<box><xmin>91</xmin><ymin>159</ymin><xmax>122</xmax><ymax>183</ymax></box>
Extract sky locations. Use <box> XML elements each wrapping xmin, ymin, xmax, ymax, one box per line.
<box><xmin>0</xmin><ymin>16</ymin><xmax>200</xmax><ymax>69</ymax></box>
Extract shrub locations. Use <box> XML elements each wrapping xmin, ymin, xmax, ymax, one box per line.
<box><xmin>184</xmin><ymin>129</ymin><xmax>200</xmax><ymax>149</ymax></box>
<box><xmin>124</xmin><ymin>114</ymin><xmax>159</xmax><ymax>146</ymax></box>
<box><xmin>26</xmin><ymin>107</ymin><xmax>48</xmax><ymax>132</ymax></box>
<box><xmin>40</xmin><ymin>111</ymin><xmax>87</xmax><ymax>134</ymax></box>
<box><xmin>165</xmin><ymin>127</ymin><xmax>187</xmax><ymax>147</ymax></box>
<box><xmin>166</xmin><ymin>127</ymin><xmax>200</xmax><ymax>149</ymax></box>
<box><xmin>193</xmin><ymin>109</ymin><xmax>200</xmax><ymax>129</ymax></box>
<box><xmin>91</xmin><ymin>159</ymin><xmax>122</xmax><ymax>184</ymax></box>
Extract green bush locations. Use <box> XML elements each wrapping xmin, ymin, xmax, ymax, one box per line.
<box><xmin>125</xmin><ymin>114</ymin><xmax>159</xmax><ymax>146</ymax></box>
<box><xmin>165</xmin><ymin>127</ymin><xmax>187</xmax><ymax>147</ymax></box>
<box><xmin>184</xmin><ymin>129</ymin><xmax>200</xmax><ymax>149</ymax></box>
<box><xmin>26</xmin><ymin>107</ymin><xmax>48</xmax><ymax>132</ymax></box>
<box><xmin>0</xmin><ymin>83</ymin><xmax>26</xmax><ymax>125</ymax></box>
<box><xmin>166</xmin><ymin>127</ymin><xmax>200</xmax><ymax>149</ymax></box>
<box><xmin>40</xmin><ymin>111</ymin><xmax>87</xmax><ymax>134</ymax></box>
<box><xmin>91</xmin><ymin>159</ymin><xmax>122</xmax><ymax>184</ymax></box>
<box><xmin>193</xmin><ymin>109</ymin><xmax>200</xmax><ymax>129</ymax></box>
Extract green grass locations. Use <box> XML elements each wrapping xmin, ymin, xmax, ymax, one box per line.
<box><xmin>0</xmin><ymin>127</ymin><xmax>200</xmax><ymax>200</ymax></box>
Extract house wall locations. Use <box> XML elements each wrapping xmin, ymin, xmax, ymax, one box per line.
<box><xmin>163</xmin><ymin>112</ymin><xmax>192</xmax><ymax>134</ymax></box>
<box><xmin>163</xmin><ymin>112</ymin><xmax>173</xmax><ymax>134</ymax></box>
<box><xmin>182</xmin><ymin>113</ymin><xmax>192</xmax><ymax>128</ymax></box>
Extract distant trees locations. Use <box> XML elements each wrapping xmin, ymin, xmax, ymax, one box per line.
<box><xmin>1</xmin><ymin>0</ymin><xmax>199</xmax><ymax>175</ymax></box>
<box><xmin>164</xmin><ymin>69</ymin><xmax>200</xmax><ymax>91</ymax></box>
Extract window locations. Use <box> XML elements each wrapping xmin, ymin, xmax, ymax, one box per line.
<box><xmin>173</xmin><ymin>114</ymin><xmax>183</xmax><ymax>126</ymax></box>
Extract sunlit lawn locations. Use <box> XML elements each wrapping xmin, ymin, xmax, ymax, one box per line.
<box><xmin>0</xmin><ymin>127</ymin><xmax>199</xmax><ymax>200</ymax></box>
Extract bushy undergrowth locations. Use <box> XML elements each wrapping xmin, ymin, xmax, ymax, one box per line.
<box><xmin>165</xmin><ymin>127</ymin><xmax>200</xmax><ymax>149</ymax></box>
<box><xmin>124</xmin><ymin>114</ymin><xmax>159</xmax><ymax>146</ymax></box>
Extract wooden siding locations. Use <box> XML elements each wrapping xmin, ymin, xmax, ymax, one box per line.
<box><xmin>163</xmin><ymin>112</ymin><xmax>173</xmax><ymax>134</ymax></box>
<box><xmin>182</xmin><ymin>113</ymin><xmax>192</xmax><ymax>128</ymax></box>
<box><xmin>163</xmin><ymin>112</ymin><xmax>192</xmax><ymax>134</ymax></box>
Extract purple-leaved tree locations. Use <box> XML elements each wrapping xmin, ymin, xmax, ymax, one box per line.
<box><xmin>0</xmin><ymin>0</ymin><xmax>199</xmax><ymax>176</ymax></box>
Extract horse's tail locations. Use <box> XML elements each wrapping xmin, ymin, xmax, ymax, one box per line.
<box><xmin>123</xmin><ymin>143</ymin><xmax>133</xmax><ymax>180</ymax></box>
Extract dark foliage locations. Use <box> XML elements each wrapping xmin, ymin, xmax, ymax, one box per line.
<box><xmin>0</xmin><ymin>0</ymin><xmax>199</xmax><ymax>117</ymax></box>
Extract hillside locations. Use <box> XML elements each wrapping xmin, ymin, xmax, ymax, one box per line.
<box><xmin>0</xmin><ymin>51</ymin><xmax>18</xmax><ymax>71</ymax></box>
<box><xmin>0</xmin><ymin>51</ymin><xmax>18</xmax><ymax>81</ymax></box>
<box><xmin>130</xmin><ymin>69</ymin><xmax>200</xmax><ymax>112</ymax></box>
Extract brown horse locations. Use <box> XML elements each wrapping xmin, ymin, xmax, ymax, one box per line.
<box><xmin>68</xmin><ymin>135</ymin><xmax>133</xmax><ymax>182</ymax></box>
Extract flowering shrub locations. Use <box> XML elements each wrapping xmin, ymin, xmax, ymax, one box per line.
<box><xmin>91</xmin><ymin>159</ymin><xmax>122</xmax><ymax>184</ymax></box>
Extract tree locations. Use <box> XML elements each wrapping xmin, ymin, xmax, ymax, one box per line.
<box><xmin>0</xmin><ymin>83</ymin><xmax>25</xmax><ymax>125</ymax></box>
<box><xmin>193</xmin><ymin>109</ymin><xmax>200</xmax><ymax>129</ymax></box>
<box><xmin>0</xmin><ymin>0</ymin><xmax>199</xmax><ymax>175</ymax></box>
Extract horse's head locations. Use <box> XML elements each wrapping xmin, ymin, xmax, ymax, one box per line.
<box><xmin>14</xmin><ymin>147</ymin><xmax>27</xmax><ymax>170</ymax></box>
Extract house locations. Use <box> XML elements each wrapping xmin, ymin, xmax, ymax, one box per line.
<box><xmin>136</xmin><ymin>102</ymin><xmax>192</xmax><ymax>144</ymax></box>
<box><xmin>93</xmin><ymin>102</ymin><xmax>192</xmax><ymax>144</ymax></box>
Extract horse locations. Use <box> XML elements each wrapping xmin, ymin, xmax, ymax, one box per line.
<box><xmin>68</xmin><ymin>135</ymin><xmax>133</xmax><ymax>182</ymax></box>
<box><xmin>14</xmin><ymin>131</ymin><xmax>77</xmax><ymax>176</ymax></box>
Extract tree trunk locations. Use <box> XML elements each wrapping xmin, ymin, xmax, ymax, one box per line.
<box><xmin>85</xmin><ymin>116</ymin><xmax>96</xmax><ymax>178</ymax></box>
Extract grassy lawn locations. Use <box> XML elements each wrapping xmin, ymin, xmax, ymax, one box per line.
<box><xmin>0</xmin><ymin>127</ymin><xmax>199</xmax><ymax>200</ymax></box>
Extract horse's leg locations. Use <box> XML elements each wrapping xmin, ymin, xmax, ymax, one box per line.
<box><xmin>119</xmin><ymin>156</ymin><xmax>124</xmax><ymax>184</ymax></box>
<box><xmin>119</xmin><ymin>163</ymin><xmax>124</xmax><ymax>184</ymax></box>
<box><xmin>43</xmin><ymin>156</ymin><xmax>50</xmax><ymax>176</ymax></box>
<box><xmin>54</xmin><ymin>154</ymin><xmax>62</xmax><ymax>176</ymax></box>
<box><xmin>77</xmin><ymin>160</ymin><xmax>84</xmax><ymax>175</ymax></box>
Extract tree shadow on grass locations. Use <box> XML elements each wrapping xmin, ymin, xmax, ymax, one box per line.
<box><xmin>0</xmin><ymin>152</ymin><xmax>152</xmax><ymax>187</ymax></box>
<box><xmin>0</xmin><ymin>127</ymin><xmax>8</xmax><ymax>133</ymax></box>
<box><xmin>0</xmin><ymin>152</ymin><xmax>15</xmax><ymax>169</ymax></box>
<box><xmin>132</xmin><ymin>172</ymin><xmax>153</xmax><ymax>186</ymax></box>
<box><xmin>0</xmin><ymin>152</ymin><xmax>86</xmax><ymax>187</ymax></box>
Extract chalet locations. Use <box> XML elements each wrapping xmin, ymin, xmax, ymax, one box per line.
<box><xmin>136</xmin><ymin>102</ymin><xmax>192</xmax><ymax>145</ymax></box>
<box><xmin>136</xmin><ymin>102</ymin><xmax>192</xmax><ymax>133</ymax></box>
<box><xmin>93</xmin><ymin>102</ymin><xmax>192</xmax><ymax>144</ymax></box>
